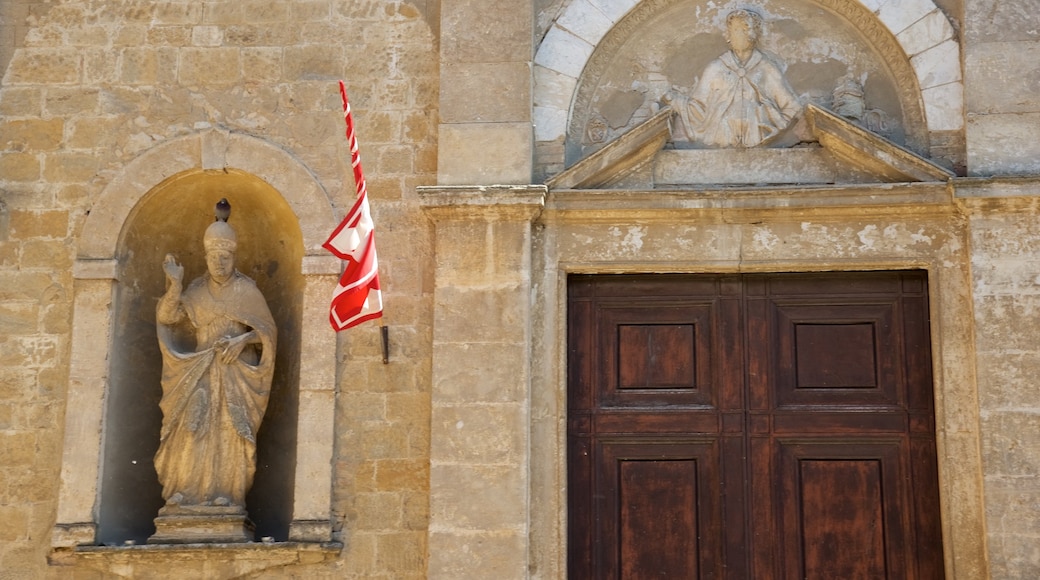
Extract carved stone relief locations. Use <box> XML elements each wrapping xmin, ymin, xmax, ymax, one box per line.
<box><xmin>566</xmin><ymin>0</ymin><xmax>923</xmax><ymax>165</ymax></box>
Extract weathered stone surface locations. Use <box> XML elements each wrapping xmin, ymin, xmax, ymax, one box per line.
<box><xmin>440</xmin><ymin>62</ymin><xmax>531</xmax><ymax>124</ymax></box>
<box><xmin>0</xmin><ymin>0</ymin><xmax>1037</xmax><ymax>578</ymax></box>
<box><xmin>967</xmin><ymin>112</ymin><xmax>1040</xmax><ymax>176</ymax></box>
<box><xmin>965</xmin><ymin>42</ymin><xmax>1040</xmax><ymax>115</ymax></box>
<box><xmin>437</xmin><ymin>123</ymin><xmax>533</xmax><ymax>185</ymax></box>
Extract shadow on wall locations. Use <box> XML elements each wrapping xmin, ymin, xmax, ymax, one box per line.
<box><xmin>97</xmin><ymin>169</ymin><xmax>304</xmax><ymax>545</ymax></box>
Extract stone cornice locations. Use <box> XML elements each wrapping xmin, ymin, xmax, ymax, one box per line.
<box><xmin>543</xmin><ymin>181</ymin><xmax>954</xmax><ymax>223</ymax></box>
<box><xmin>417</xmin><ymin>185</ymin><xmax>547</xmax><ymax>221</ymax></box>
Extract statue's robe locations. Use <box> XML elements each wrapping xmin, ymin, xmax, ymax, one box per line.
<box><xmin>672</xmin><ymin>48</ymin><xmax>802</xmax><ymax>148</ymax></box>
<box><xmin>155</xmin><ymin>271</ymin><xmax>276</xmax><ymax>508</ymax></box>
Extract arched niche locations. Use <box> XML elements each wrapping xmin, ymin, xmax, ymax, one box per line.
<box><xmin>53</xmin><ymin>130</ymin><xmax>343</xmax><ymax>553</ymax></box>
<box><xmin>99</xmin><ymin>169</ymin><xmax>304</xmax><ymax>544</ymax></box>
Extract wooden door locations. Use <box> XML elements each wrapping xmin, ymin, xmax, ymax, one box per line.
<box><xmin>567</xmin><ymin>272</ymin><xmax>944</xmax><ymax>579</ymax></box>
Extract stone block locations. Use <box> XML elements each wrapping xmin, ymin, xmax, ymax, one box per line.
<box><xmin>0</xmin><ymin>302</ymin><xmax>38</xmax><ymax>336</ymax></box>
<box><xmin>5</xmin><ymin>49</ymin><xmax>80</xmax><ymax>84</ymax></box>
<box><xmin>911</xmin><ymin>39</ymin><xmax>961</xmax><ymax>89</ymax></box>
<box><xmin>360</xmin><ymin>423</ymin><xmax>411</xmax><ymax>460</ymax></box>
<box><xmin>242</xmin><ymin>48</ymin><xmax>283</xmax><ymax>83</ymax></box>
<box><xmin>43</xmin><ymin>152</ymin><xmax>98</xmax><ymax>183</ymax></box>
<box><xmin>965</xmin><ymin>1</ymin><xmax>1040</xmax><ymax>43</ymax></box>
<box><xmin>43</xmin><ymin>88</ymin><xmax>98</xmax><ymax>116</ymax></box>
<box><xmin>373</xmin><ymin>458</ymin><xmax>429</xmax><ymax>491</ymax></box>
<box><xmin>375</xmin><ymin>531</ymin><xmax>426</xmax><ymax>574</ymax></box>
<box><xmin>922</xmin><ymin>82</ymin><xmax>964</xmax><ymax>131</ymax></box>
<box><xmin>981</xmin><ymin>412</ymin><xmax>1040</xmax><ymax>477</ymax></box>
<box><xmin>966</xmin><ymin>42</ymin><xmax>1040</xmax><ymax>115</ymax></box>
<box><xmin>559</xmin><ymin>0</ymin><xmax>614</xmax><ymax>45</ymax></box>
<box><xmin>534</xmin><ymin>25</ymin><xmax>593</xmax><ymax>79</ymax></box>
<box><xmin>67</xmin><ymin>116</ymin><xmax>123</xmax><ymax>150</ymax></box>
<box><xmin>68</xmin><ymin>26</ymin><xmax>109</xmax><ymax>47</ymax></box>
<box><xmin>1</xmin><ymin>118</ymin><xmax>63</xmax><ymax>151</ymax></box>
<box><xmin>354</xmin><ymin>492</ymin><xmax>403</xmax><ymax>530</ymax></box>
<box><xmin>430</xmin><ymin>463</ymin><xmax>525</xmax><ymax>530</ymax></box>
<box><xmin>82</xmin><ymin>48</ymin><xmax>118</xmax><ymax>84</ymax></box>
<box><xmin>191</xmin><ymin>25</ymin><xmax>222</xmax><ymax>47</ymax></box>
<box><xmin>440</xmin><ymin>0</ymin><xmax>531</xmax><ymax>63</ymax></box>
<box><xmin>437</xmin><ymin>123</ymin><xmax>532</xmax><ymax>185</ymax></box>
<box><xmin>431</xmin><ymin>403</ymin><xmax>524</xmax><ymax>464</ymax></box>
<box><xmin>9</xmin><ymin>210</ymin><xmax>68</xmax><ymax>239</ymax></box>
<box><xmin>0</xmin><ymin>506</ymin><xmax>29</xmax><ymax>542</ymax></box>
<box><xmin>428</xmin><ymin>342</ymin><xmax>526</xmax><ymax>405</ymax></box>
<box><xmin>440</xmin><ymin>62</ymin><xmax>531</xmax><ymax>124</ymax></box>
<box><xmin>20</xmin><ymin>240</ymin><xmax>71</xmax><ymax>270</ymax></box>
<box><xmin>0</xmin><ymin>87</ymin><xmax>42</xmax><ymax>116</ymax></box>
<box><xmin>0</xmin><ymin>431</ymin><xmax>36</xmax><ymax>467</ymax></box>
<box><xmin>146</xmin><ymin>25</ymin><xmax>192</xmax><ymax>46</ymax></box>
<box><xmin>153</xmin><ymin>2</ymin><xmax>203</xmax><ymax>25</ymax></box>
<box><xmin>283</xmin><ymin>45</ymin><xmax>341</xmax><ymax>81</ymax></box>
<box><xmin>0</xmin><ymin>152</ymin><xmax>40</xmax><ymax>182</ymax></box>
<box><xmin>974</xmin><ymin>294</ymin><xmax>1040</xmax><ymax>353</ymax></box>
<box><xmin>967</xmin><ymin>112</ymin><xmax>1040</xmax><ymax>176</ymax></box>
<box><xmin>178</xmin><ymin>47</ymin><xmax>241</xmax><ymax>87</ymax></box>
<box><xmin>293</xmin><ymin>1</ymin><xmax>332</xmax><ymax>22</ymax></box>
<box><xmin>896</xmin><ymin>9</ymin><xmax>955</xmax><ymax>57</ymax></box>
<box><xmin>427</xmin><ymin>530</ymin><xmax>526</xmax><ymax>578</ymax></box>
<box><xmin>118</xmin><ymin>47</ymin><xmax>158</xmax><ymax>84</ymax></box>
<box><xmin>432</xmin><ymin>285</ymin><xmax>527</xmax><ymax>344</ymax></box>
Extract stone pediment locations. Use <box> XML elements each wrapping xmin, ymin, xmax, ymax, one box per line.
<box><xmin>546</xmin><ymin>104</ymin><xmax>953</xmax><ymax>190</ymax></box>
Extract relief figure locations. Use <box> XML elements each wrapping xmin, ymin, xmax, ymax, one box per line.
<box><xmin>154</xmin><ymin>200</ymin><xmax>276</xmax><ymax>516</ymax></box>
<box><xmin>662</xmin><ymin>8</ymin><xmax>802</xmax><ymax>148</ymax></box>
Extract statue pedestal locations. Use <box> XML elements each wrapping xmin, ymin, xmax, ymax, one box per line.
<box><xmin>148</xmin><ymin>505</ymin><xmax>255</xmax><ymax>544</ymax></box>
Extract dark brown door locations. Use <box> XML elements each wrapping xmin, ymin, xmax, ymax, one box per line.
<box><xmin>567</xmin><ymin>272</ymin><xmax>943</xmax><ymax>579</ymax></box>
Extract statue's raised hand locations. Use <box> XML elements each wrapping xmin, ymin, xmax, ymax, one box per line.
<box><xmin>163</xmin><ymin>253</ymin><xmax>184</xmax><ymax>285</ymax></box>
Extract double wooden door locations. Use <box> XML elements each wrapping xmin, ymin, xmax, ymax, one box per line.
<box><xmin>567</xmin><ymin>272</ymin><xmax>944</xmax><ymax>579</ymax></box>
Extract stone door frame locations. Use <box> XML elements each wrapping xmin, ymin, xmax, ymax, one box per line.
<box><xmin>421</xmin><ymin>182</ymin><xmax>989</xmax><ymax>579</ymax></box>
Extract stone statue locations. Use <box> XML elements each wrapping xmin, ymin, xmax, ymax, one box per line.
<box><xmin>662</xmin><ymin>8</ymin><xmax>802</xmax><ymax>148</ymax></box>
<box><xmin>150</xmin><ymin>199</ymin><xmax>276</xmax><ymax>543</ymax></box>
<box><xmin>832</xmin><ymin>73</ymin><xmax>891</xmax><ymax>135</ymax></box>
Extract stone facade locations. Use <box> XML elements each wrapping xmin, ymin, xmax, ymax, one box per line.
<box><xmin>0</xmin><ymin>1</ymin><xmax>1039</xmax><ymax>579</ymax></box>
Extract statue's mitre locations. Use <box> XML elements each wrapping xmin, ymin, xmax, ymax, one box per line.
<box><xmin>204</xmin><ymin>199</ymin><xmax>237</xmax><ymax>252</ymax></box>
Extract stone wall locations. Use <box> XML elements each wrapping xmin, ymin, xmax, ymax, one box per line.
<box><xmin>964</xmin><ymin>1</ymin><xmax>1040</xmax><ymax>175</ymax></box>
<box><xmin>0</xmin><ymin>1</ymin><xmax>437</xmax><ymax>577</ymax></box>
<box><xmin>963</xmin><ymin>181</ymin><xmax>1040</xmax><ymax>577</ymax></box>
<box><xmin>2</xmin><ymin>0</ymin><xmax>1040</xmax><ymax>578</ymax></box>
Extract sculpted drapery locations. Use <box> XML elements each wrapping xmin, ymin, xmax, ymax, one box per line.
<box><xmin>154</xmin><ymin>209</ymin><xmax>276</xmax><ymax>510</ymax></box>
<box><xmin>664</xmin><ymin>8</ymin><xmax>802</xmax><ymax>148</ymax></box>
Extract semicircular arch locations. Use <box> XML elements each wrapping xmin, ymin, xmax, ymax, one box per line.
<box><xmin>533</xmin><ymin>0</ymin><xmax>961</xmax><ymax>165</ymax></box>
<box><xmin>79</xmin><ymin>130</ymin><xmax>337</xmax><ymax>260</ymax></box>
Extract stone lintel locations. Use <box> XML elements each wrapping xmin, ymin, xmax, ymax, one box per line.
<box><xmin>72</xmin><ymin>258</ymin><xmax>119</xmax><ymax>280</ymax></box>
<box><xmin>418</xmin><ymin>184</ymin><xmax>547</xmax><ymax>221</ymax></box>
<box><xmin>544</xmin><ymin>181</ymin><xmax>953</xmax><ymax>220</ymax></box>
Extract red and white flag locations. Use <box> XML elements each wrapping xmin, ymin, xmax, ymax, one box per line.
<box><xmin>324</xmin><ymin>81</ymin><xmax>383</xmax><ymax>331</ymax></box>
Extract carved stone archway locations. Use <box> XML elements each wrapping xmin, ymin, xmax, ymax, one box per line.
<box><xmin>533</xmin><ymin>0</ymin><xmax>962</xmax><ymax>174</ymax></box>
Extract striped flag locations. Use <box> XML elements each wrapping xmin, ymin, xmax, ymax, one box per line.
<box><xmin>324</xmin><ymin>81</ymin><xmax>383</xmax><ymax>331</ymax></box>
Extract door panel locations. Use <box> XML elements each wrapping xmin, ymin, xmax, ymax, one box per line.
<box><xmin>568</xmin><ymin>272</ymin><xmax>943</xmax><ymax>579</ymax></box>
<box><xmin>598</xmin><ymin>440</ymin><xmax>722</xmax><ymax>579</ymax></box>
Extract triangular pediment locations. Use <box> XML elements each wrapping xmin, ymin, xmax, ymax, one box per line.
<box><xmin>546</xmin><ymin>103</ymin><xmax>953</xmax><ymax>190</ymax></box>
